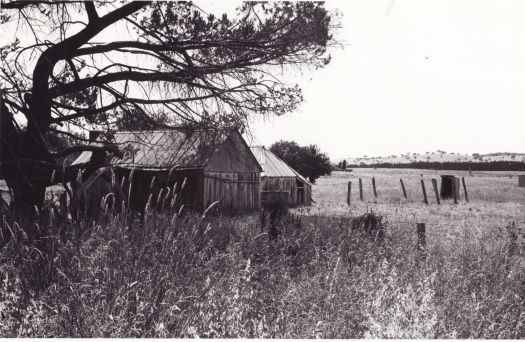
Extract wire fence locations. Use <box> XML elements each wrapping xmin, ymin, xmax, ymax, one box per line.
<box><xmin>288</xmin><ymin>211</ymin><xmax>525</xmax><ymax>236</ymax></box>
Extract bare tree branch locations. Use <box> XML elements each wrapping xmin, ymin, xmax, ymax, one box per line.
<box><xmin>51</xmin><ymin>144</ymin><xmax>122</xmax><ymax>159</ymax></box>
<box><xmin>84</xmin><ymin>1</ymin><xmax>98</xmax><ymax>23</ymax></box>
<box><xmin>51</xmin><ymin>99</ymin><xmax>125</xmax><ymax>123</ymax></box>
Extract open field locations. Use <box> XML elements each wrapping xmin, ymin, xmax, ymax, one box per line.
<box><xmin>307</xmin><ymin>168</ymin><xmax>524</xmax><ymax>224</ymax></box>
<box><xmin>0</xmin><ymin>168</ymin><xmax>524</xmax><ymax>338</ymax></box>
<box><xmin>310</xmin><ymin>168</ymin><xmax>525</xmax><ymax>211</ymax></box>
<box><xmin>303</xmin><ymin>169</ymin><xmax>525</xmax><ymax>230</ymax></box>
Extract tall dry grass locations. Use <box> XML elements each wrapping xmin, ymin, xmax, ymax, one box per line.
<box><xmin>0</xmin><ymin>201</ymin><xmax>523</xmax><ymax>337</ymax></box>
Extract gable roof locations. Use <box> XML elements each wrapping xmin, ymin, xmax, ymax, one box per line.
<box><xmin>72</xmin><ymin>128</ymin><xmax>261</xmax><ymax>171</ymax></box>
<box><xmin>250</xmin><ymin>146</ymin><xmax>311</xmax><ymax>185</ymax></box>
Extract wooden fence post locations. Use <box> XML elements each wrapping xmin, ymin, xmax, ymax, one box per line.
<box><xmin>417</xmin><ymin>223</ymin><xmax>426</xmax><ymax>249</ymax></box>
<box><xmin>462</xmin><ymin>177</ymin><xmax>469</xmax><ymax>202</ymax></box>
<box><xmin>453</xmin><ymin>179</ymin><xmax>459</xmax><ymax>204</ymax></box>
<box><xmin>347</xmin><ymin>181</ymin><xmax>351</xmax><ymax>206</ymax></box>
<box><xmin>506</xmin><ymin>221</ymin><xmax>518</xmax><ymax>271</ymax></box>
<box><xmin>372</xmin><ymin>177</ymin><xmax>377</xmax><ymax>198</ymax></box>
<box><xmin>359</xmin><ymin>178</ymin><xmax>363</xmax><ymax>201</ymax></box>
<box><xmin>416</xmin><ymin>222</ymin><xmax>427</xmax><ymax>265</ymax></box>
<box><xmin>400</xmin><ymin>178</ymin><xmax>407</xmax><ymax>199</ymax></box>
<box><xmin>420</xmin><ymin>179</ymin><xmax>428</xmax><ymax>205</ymax></box>
<box><xmin>431</xmin><ymin>179</ymin><xmax>440</xmax><ymax>205</ymax></box>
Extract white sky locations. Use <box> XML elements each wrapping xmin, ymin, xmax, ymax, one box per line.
<box><xmin>3</xmin><ymin>0</ymin><xmax>525</xmax><ymax>161</ymax></box>
<box><xmin>242</xmin><ymin>0</ymin><xmax>525</xmax><ymax>161</ymax></box>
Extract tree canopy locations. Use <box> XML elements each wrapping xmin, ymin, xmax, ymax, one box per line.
<box><xmin>270</xmin><ymin>140</ymin><xmax>331</xmax><ymax>183</ymax></box>
<box><xmin>0</xmin><ymin>1</ymin><xmax>337</xmax><ymax>211</ymax></box>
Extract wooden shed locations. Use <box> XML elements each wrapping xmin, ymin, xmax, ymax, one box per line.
<box><xmin>71</xmin><ymin>128</ymin><xmax>262</xmax><ymax>213</ymax></box>
<box><xmin>440</xmin><ymin>175</ymin><xmax>460</xmax><ymax>199</ymax></box>
<box><xmin>250</xmin><ymin>146</ymin><xmax>312</xmax><ymax>207</ymax></box>
<box><xmin>519</xmin><ymin>175</ymin><xmax>525</xmax><ymax>187</ymax></box>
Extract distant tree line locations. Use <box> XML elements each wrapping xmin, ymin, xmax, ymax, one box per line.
<box><xmin>347</xmin><ymin>161</ymin><xmax>525</xmax><ymax>171</ymax></box>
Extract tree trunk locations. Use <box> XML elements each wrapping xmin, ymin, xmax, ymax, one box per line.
<box><xmin>7</xmin><ymin>176</ymin><xmax>46</xmax><ymax>217</ymax></box>
<box><xmin>1</xmin><ymin>97</ymin><xmax>51</xmax><ymax>224</ymax></box>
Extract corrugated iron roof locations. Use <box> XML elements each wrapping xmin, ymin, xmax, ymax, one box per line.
<box><xmin>72</xmin><ymin>129</ymin><xmax>230</xmax><ymax>170</ymax></box>
<box><xmin>250</xmin><ymin>146</ymin><xmax>311</xmax><ymax>185</ymax></box>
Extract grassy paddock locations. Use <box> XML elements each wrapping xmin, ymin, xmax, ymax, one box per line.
<box><xmin>304</xmin><ymin>169</ymin><xmax>525</xmax><ymax>224</ymax></box>
<box><xmin>0</xmin><ymin>168</ymin><xmax>524</xmax><ymax>338</ymax></box>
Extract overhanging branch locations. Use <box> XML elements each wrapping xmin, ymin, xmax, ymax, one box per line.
<box><xmin>49</xmin><ymin>70</ymin><xmax>200</xmax><ymax>98</ymax></box>
<box><xmin>51</xmin><ymin>144</ymin><xmax>122</xmax><ymax>159</ymax></box>
<box><xmin>51</xmin><ymin>99</ymin><xmax>125</xmax><ymax>123</ymax></box>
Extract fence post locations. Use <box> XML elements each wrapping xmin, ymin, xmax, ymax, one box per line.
<box><xmin>421</xmin><ymin>179</ymin><xmax>428</xmax><ymax>205</ymax></box>
<box><xmin>347</xmin><ymin>181</ymin><xmax>351</xmax><ymax>206</ymax></box>
<box><xmin>431</xmin><ymin>179</ymin><xmax>440</xmax><ymax>205</ymax></box>
<box><xmin>400</xmin><ymin>178</ymin><xmax>407</xmax><ymax>199</ymax></box>
<box><xmin>462</xmin><ymin>177</ymin><xmax>469</xmax><ymax>202</ymax></box>
<box><xmin>453</xmin><ymin>179</ymin><xmax>459</xmax><ymax>204</ymax></box>
<box><xmin>359</xmin><ymin>178</ymin><xmax>363</xmax><ymax>201</ymax></box>
<box><xmin>506</xmin><ymin>221</ymin><xmax>518</xmax><ymax>271</ymax></box>
<box><xmin>417</xmin><ymin>223</ymin><xmax>426</xmax><ymax>249</ymax></box>
<box><xmin>372</xmin><ymin>177</ymin><xmax>377</xmax><ymax>198</ymax></box>
<box><xmin>416</xmin><ymin>223</ymin><xmax>427</xmax><ymax>264</ymax></box>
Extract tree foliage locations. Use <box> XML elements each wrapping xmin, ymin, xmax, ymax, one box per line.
<box><xmin>270</xmin><ymin>140</ymin><xmax>331</xmax><ymax>183</ymax></box>
<box><xmin>0</xmin><ymin>0</ymin><xmax>337</xmax><ymax>212</ymax></box>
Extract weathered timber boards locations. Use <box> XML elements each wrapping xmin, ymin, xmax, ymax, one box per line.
<box><xmin>204</xmin><ymin>175</ymin><xmax>259</xmax><ymax>183</ymax></box>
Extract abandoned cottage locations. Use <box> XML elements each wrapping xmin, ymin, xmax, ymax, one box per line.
<box><xmin>71</xmin><ymin>128</ymin><xmax>262</xmax><ymax>213</ymax></box>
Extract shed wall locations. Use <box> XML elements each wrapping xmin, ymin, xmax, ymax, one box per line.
<box><xmin>203</xmin><ymin>171</ymin><xmax>260</xmax><ymax>211</ymax></box>
<box><xmin>115</xmin><ymin>168</ymin><xmax>204</xmax><ymax>212</ymax></box>
<box><xmin>203</xmin><ymin>131</ymin><xmax>261</xmax><ymax>212</ymax></box>
<box><xmin>260</xmin><ymin>177</ymin><xmax>312</xmax><ymax>207</ymax></box>
<box><xmin>261</xmin><ymin>177</ymin><xmax>297</xmax><ymax>206</ymax></box>
<box><xmin>296</xmin><ymin>179</ymin><xmax>312</xmax><ymax>206</ymax></box>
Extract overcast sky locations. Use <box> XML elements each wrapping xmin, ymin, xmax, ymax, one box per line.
<box><xmin>239</xmin><ymin>0</ymin><xmax>525</xmax><ymax>161</ymax></box>
<box><xmin>3</xmin><ymin>1</ymin><xmax>525</xmax><ymax>161</ymax></box>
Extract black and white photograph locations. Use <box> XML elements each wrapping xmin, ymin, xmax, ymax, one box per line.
<box><xmin>0</xmin><ymin>0</ymin><xmax>524</xmax><ymax>338</ymax></box>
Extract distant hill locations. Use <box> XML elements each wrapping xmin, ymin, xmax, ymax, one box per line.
<box><xmin>340</xmin><ymin>151</ymin><xmax>525</xmax><ymax>166</ymax></box>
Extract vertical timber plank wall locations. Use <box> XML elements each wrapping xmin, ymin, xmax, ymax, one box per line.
<box><xmin>203</xmin><ymin>171</ymin><xmax>260</xmax><ymax>211</ymax></box>
<box><xmin>260</xmin><ymin>177</ymin><xmax>296</xmax><ymax>206</ymax></box>
<box><xmin>204</xmin><ymin>131</ymin><xmax>261</xmax><ymax>212</ymax></box>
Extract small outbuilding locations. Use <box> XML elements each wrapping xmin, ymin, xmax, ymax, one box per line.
<box><xmin>250</xmin><ymin>146</ymin><xmax>312</xmax><ymax>207</ymax></box>
<box><xmin>519</xmin><ymin>175</ymin><xmax>525</xmax><ymax>187</ymax></box>
<box><xmin>440</xmin><ymin>175</ymin><xmax>460</xmax><ymax>199</ymax></box>
<box><xmin>72</xmin><ymin>128</ymin><xmax>262</xmax><ymax>213</ymax></box>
